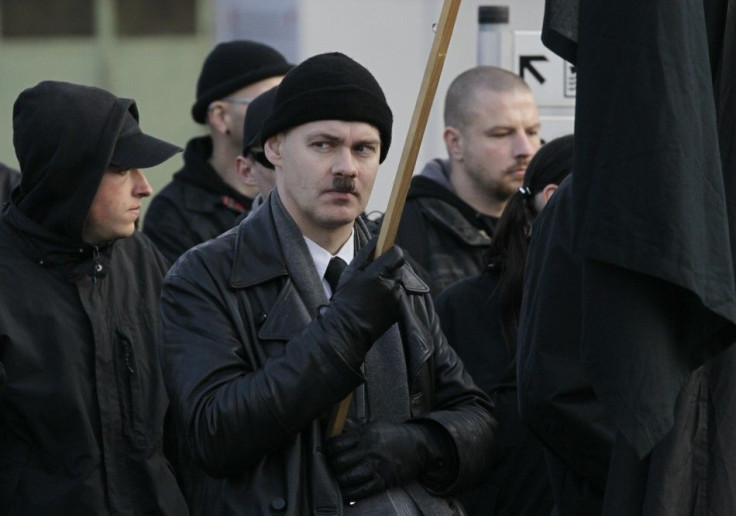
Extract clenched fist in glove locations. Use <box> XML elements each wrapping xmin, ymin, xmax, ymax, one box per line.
<box><xmin>316</xmin><ymin>239</ymin><xmax>406</xmax><ymax>369</ymax></box>
<box><xmin>324</xmin><ymin>421</ymin><xmax>454</xmax><ymax>501</ymax></box>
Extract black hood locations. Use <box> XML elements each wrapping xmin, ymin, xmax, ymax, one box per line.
<box><xmin>12</xmin><ymin>81</ymin><xmax>138</xmax><ymax>242</ymax></box>
<box><xmin>408</xmin><ymin>164</ymin><xmax>498</xmax><ymax>234</ymax></box>
<box><xmin>173</xmin><ymin>136</ymin><xmax>253</xmax><ymax>208</ymax></box>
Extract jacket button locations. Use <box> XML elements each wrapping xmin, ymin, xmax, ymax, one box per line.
<box><xmin>256</xmin><ymin>311</ymin><xmax>268</xmax><ymax>325</ymax></box>
<box><xmin>270</xmin><ymin>497</ymin><xmax>286</xmax><ymax>511</ymax></box>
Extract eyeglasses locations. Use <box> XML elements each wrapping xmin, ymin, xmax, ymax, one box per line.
<box><xmin>223</xmin><ymin>97</ymin><xmax>255</xmax><ymax>106</ymax></box>
<box><xmin>248</xmin><ymin>149</ymin><xmax>274</xmax><ymax>170</ymax></box>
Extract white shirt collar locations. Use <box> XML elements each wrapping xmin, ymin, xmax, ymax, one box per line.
<box><xmin>304</xmin><ymin>229</ymin><xmax>355</xmax><ymax>297</ymax></box>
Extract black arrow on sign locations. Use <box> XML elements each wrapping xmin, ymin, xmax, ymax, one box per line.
<box><xmin>519</xmin><ymin>55</ymin><xmax>548</xmax><ymax>84</ymax></box>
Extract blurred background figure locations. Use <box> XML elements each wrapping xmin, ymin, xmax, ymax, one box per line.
<box><xmin>391</xmin><ymin>66</ymin><xmax>541</xmax><ymax>296</ymax></box>
<box><xmin>435</xmin><ymin>134</ymin><xmax>573</xmax><ymax>516</ymax></box>
<box><xmin>234</xmin><ymin>85</ymin><xmax>278</xmax><ymax>218</ymax></box>
<box><xmin>143</xmin><ymin>40</ymin><xmax>293</xmax><ymax>263</ymax></box>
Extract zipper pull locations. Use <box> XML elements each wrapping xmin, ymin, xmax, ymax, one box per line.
<box><xmin>91</xmin><ymin>246</ymin><xmax>103</xmax><ymax>282</ymax></box>
<box><xmin>122</xmin><ymin>338</ymin><xmax>136</xmax><ymax>375</ymax></box>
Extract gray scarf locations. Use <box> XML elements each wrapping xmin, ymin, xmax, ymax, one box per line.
<box><xmin>270</xmin><ymin>190</ymin><xmax>410</xmax><ymax>425</ymax></box>
<box><xmin>270</xmin><ymin>192</ymin><xmax>453</xmax><ymax>515</ymax></box>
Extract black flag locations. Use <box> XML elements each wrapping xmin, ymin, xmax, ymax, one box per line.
<box><xmin>542</xmin><ymin>0</ymin><xmax>736</xmax><ymax>458</ymax></box>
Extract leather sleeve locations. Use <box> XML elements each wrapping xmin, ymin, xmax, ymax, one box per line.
<box><xmin>404</xmin><ymin>292</ymin><xmax>499</xmax><ymax>495</ymax></box>
<box><xmin>159</xmin><ymin>249</ymin><xmax>364</xmax><ymax>478</ymax></box>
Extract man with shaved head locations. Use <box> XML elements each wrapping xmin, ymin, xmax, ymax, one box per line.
<box><xmin>393</xmin><ymin>66</ymin><xmax>541</xmax><ymax>295</ymax></box>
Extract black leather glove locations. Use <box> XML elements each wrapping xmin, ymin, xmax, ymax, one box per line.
<box><xmin>324</xmin><ymin>421</ymin><xmax>452</xmax><ymax>501</ymax></box>
<box><xmin>317</xmin><ymin>239</ymin><xmax>405</xmax><ymax>368</ymax></box>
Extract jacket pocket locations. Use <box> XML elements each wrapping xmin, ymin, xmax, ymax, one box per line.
<box><xmin>115</xmin><ymin>332</ymin><xmax>148</xmax><ymax>449</ymax></box>
<box><xmin>0</xmin><ymin>437</ymin><xmax>30</xmax><ymax>511</ymax></box>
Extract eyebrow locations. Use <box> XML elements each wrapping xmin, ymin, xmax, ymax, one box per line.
<box><xmin>485</xmin><ymin>122</ymin><xmax>541</xmax><ymax>132</ymax></box>
<box><xmin>355</xmin><ymin>137</ymin><xmax>381</xmax><ymax>147</ymax></box>
<box><xmin>307</xmin><ymin>132</ymin><xmax>380</xmax><ymax>147</ymax></box>
<box><xmin>308</xmin><ymin>133</ymin><xmax>342</xmax><ymax>143</ymax></box>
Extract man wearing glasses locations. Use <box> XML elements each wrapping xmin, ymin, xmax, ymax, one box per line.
<box><xmin>144</xmin><ymin>40</ymin><xmax>293</xmax><ymax>264</ymax></box>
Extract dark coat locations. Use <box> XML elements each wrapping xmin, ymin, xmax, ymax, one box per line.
<box><xmin>159</xmin><ymin>196</ymin><xmax>496</xmax><ymax>515</ymax></box>
<box><xmin>0</xmin><ymin>81</ymin><xmax>187</xmax><ymax>515</ymax></box>
<box><xmin>0</xmin><ymin>214</ymin><xmax>187</xmax><ymax>516</ymax></box>
<box><xmin>517</xmin><ymin>179</ymin><xmax>615</xmax><ymax>515</ymax></box>
<box><xmin>143</xmin><ymin>136</ymin><xmax>253</xmax><ymax>264</ymax></box>
<box><xmin>436</xmin><ymin>269</ymin><xmax>553</xmax><ymax>516</ymax></box>
<box><xmin>392</xmin><ymin>160</ymin><xmax>497</xmax><ymax>296</ymax></box>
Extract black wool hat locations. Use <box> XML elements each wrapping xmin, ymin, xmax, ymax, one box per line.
<box><xmin>242</xmin><ymin>86</ymin><xmax>278</xmax><ymax>154</ymax></box>
<box><xmin>191</xmin><ymin>40</ymin><xmax>294</xmax><ymax>124</ymax></box>
<box><xmin>260</xmin><ymin>52</ymin><xmax>393</xmax><ymax>163</ymax></box>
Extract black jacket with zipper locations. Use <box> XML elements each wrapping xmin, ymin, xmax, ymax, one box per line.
<box><xmin>0</xmin><ymin>81</ymin><xmax>187</xmax><ymax>515</ymax></box>
<box><xmin>391</xmin><ymin>159</ymin><xmax>497</xmax><ymax>297</ymax></box>
<box><xmin>143</xmin><ymin>136</ymin><xmax>253</xmax><ymax>264</ymax></box>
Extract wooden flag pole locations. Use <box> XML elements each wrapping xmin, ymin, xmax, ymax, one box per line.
<box><xmin>326</xmin><ymin>0</ymin><xmax>462</xmax><ymax>438</ymax></box>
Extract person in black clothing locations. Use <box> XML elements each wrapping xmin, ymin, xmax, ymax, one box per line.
<box><xmin>516</xmin><ymin>175</ymin><xmax>616</xmax><ymax>515</ymax></box>
<box><xmin>435</xmin><ymin>134</ymin><xmax>573</xmax><ymax>515</ymax></box>
<box><xmin>234</xmin><ymin>85</ymin><xmax>278</xmax><ymax>216</ymax></box>
<box><xmin>143</xmin><ymin>40</ymin><xmax>293</xmax><ymax>263</ymax></box>
<box><xmin>392</xmin><ymin>66</ymin><xmax>541</xmax><ymax>295</ymax></box>
<box><xmin>0</xmin><ymin>162</ymin><xmax>20</xmax><ymax>206</ymax></box>
<box><xmin>0</xmin><ymin>81</ymin><xmax>187</xmax><ymax>514</ymax></box>
<box><xmin>159</xmin><ymin>52</ymin><xmax>496</xmax><ymax>515</ymax></box>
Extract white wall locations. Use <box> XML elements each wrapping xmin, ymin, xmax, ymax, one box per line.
<box><xmin>297</xmin><ymin>0</ymin><xmax>548</xmax><ymax>213</ymax></box>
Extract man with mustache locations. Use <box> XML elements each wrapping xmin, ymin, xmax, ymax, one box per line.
<box><xmin>393</xmin><ymin>66</ymin><xmax>541</xmax><ymax>295</ymax></box>
<box><xmin>159</xmin><ymin>52</ymin><xmax>496</xmax><ymax>515</ymax></box>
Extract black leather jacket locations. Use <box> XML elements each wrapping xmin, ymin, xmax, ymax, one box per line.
<box><xmin>160</xmin><ymin>199</ymin><xmax>496</xmax><ymax>515</ymax></box>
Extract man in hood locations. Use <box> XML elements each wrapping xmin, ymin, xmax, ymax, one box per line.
<box><xmin>143</xmin><ymin>40</ymin><xmax>293</xmax><ymax>264</ymax></box>
<box><xmin>393</xmin><ymin>66</ymin><xmax>541</xmax><ymax>295</ymax></box>
<box><xmin>0</xmin><ymin>81</ymin><xmax>188</xmax><ymax>514</ymax></box>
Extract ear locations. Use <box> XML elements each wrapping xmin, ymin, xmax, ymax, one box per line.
<box><xmin>264</xmin><ymin>134</ymin><xmax>284</xmax><ymax>169</ymax></box>
<box><xmin>206</xmin><ymin>101</ymin><xmax>230</xmax><ymax>136</ymax></box>
<box><xmin>443</xmin><ymin>126</ymin><xmax>463</xmax><ymax>161</ymax></box>
<box><xmin>541</xmin><ymin>183</ymin><xmax>558</xmax><ymax>203</ymax></box>
<box><xmin>235</xmin><ymin>155</ymin><xmax>258</xmax><ymax>186</ymax></box>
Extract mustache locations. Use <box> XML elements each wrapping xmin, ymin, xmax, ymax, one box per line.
<box><xmin>504</xmin><ymin>159</ymin><xmax>531</xmax><ymax>175</ymax></box>
<box><xmin>331</xmin><ymin>175</ymin><xmax>356</xmax><ymax>194</ymax></box>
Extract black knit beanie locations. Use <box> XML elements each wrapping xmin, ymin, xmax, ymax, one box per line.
<box><xmin>191</xmin><ymin>40</ymin><xmax>293</xmax><ymax>124</ymax></box>
<box><xmin>261</xmin><ymin>52</ymin><xmax>393</xmax><ymax>163</ymax></box>
<box><xmin>242</xmin><ymin>86</ymin><xmax>278</xmax><ymax>153</ymax></box>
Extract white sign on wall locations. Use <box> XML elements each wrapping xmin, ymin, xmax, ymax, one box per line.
<box><xmin>513</xmin><ymin>30</ymin><xmax>576</xmax><ymax>108</ymax></box>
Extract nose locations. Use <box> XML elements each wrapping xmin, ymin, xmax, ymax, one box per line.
<box><xmin>514</xmin><ymin>132</ymin><xmax>538</xmax><ymax>159</ymax></box>
<box><xmin>132</xmin><ymin>169</ymin><xmax>154</xmax><ymax>198</ymax></box>
<box><xmin>332</xmin><ymin>147</ymin><xmax>358</xmax><ymax>177</ymax></box>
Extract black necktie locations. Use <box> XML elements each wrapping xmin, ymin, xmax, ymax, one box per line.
<box><xmin>325</xmin><ymin>257</ymin><xmax>348</xmax><ymax>296</ymax></box>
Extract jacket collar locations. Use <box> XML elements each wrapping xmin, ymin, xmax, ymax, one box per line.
<box><xmin>229</xmin><ymin>199</ymin><xmax>288</xmax><ymax>289</ymax></box>
<box><xmin>174</xmin><ymin>136</ymin><xmax>253</xmax><ymax>210</ymax></box>
<box><xmin>229</xmin><ymin>193</ymin><xmax>430</xmax><ymax>295</ymax></box>
<box><xmin>3</xmin><ymin>203</ymin><xmax>114</xmax><ymax>281</ymax></box>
